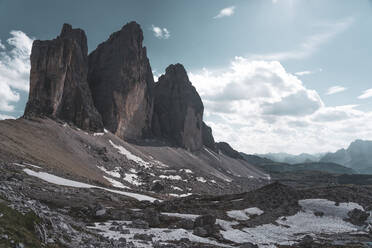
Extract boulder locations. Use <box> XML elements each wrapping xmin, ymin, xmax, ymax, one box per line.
<box><xmin>151</xmin><ymin>181</ymin><xmax>165</xmax><ymax>193</ymax></box>
<box><xmin>152</xmin><ymin>64</ymin><xmax>204</xmax><ymax>151</ymax></box>
<box><xmin>88</xmin><ymin>21</ymin><xmax>154</xmax><ymax>140</ymax></box>
<box><xmin>143</xmin><ymin>208</ymin><xmax>161</xmax><ymax>227</ymax></box>
<box><xmin>297</xmin><ymin>235</ymin><xmax>314</xmax><ymax>248</ymax></box>
<box><xmin>193</xmin><ymin>214</ymin><xmax>219</xmax><ymax>237</ymax></box>
<box><xmin>194</xmin><ymin>214</ymin><xmax>216</xmax><ymax>227</ymax></box>
<box><xmin>24</xmin><ymin>24</ymin><xmax>103</xmax><ymax>131</ymax></box>
<box><xmin>347</xmin><ymin>208</ymin><xmax>370</xmax><ymax>226</ymax></box>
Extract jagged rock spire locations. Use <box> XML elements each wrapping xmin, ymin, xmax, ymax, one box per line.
<box><xmin>24</xmin><ymin>23</ymin><xmax>103</xmax><ymax>131</ymax></box>
<box><xmin>88</xmin><ymin>21</ymin><xmax>154</xmax><ymax>140</ymax></box>
<box><xmin>152</xmin><ymin>64</ymin><xmax>204</xmax><ymax>151</ymax></box>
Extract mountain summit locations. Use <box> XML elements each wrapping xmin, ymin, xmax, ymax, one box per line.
<box><xmin>24</xmin><ymin>24</ymin><xmax>103</xmax><ymax>131</ymax></box>
<box><xmin>321</xmin><ymin>139</ymin><xmax>372</xmax><ymax>174</ymax></box>
<box><xmin>88</xmin><ymin>22</ymin><xmax>154</xmax><ymax>140</ymax></box>
<box><xmin>23</xmin><ymin>22</ymin><xmax>222</xmax><ymax>152</ymax></box>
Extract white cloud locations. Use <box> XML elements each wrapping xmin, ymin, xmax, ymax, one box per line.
<box><xmin>214</xmin><ymin>6</ymin><xmax>235</xmax><ymax>19</ymax></box>
<box><xmin>262</xmin><ymin>90</ymin><xmax>322</xmax><ymax>116</ymax></box>
<box><xmin>0</xmin><ymin>81</ymin><xmax>19</xmax><ymax>112</ymax></box>
<box><xmin>295</xmin><ymin>68</ymin><xmax>322</xmax><ymax>76</ymax></box>
<box><xmin>358</xmin><ymin>88</ymin><xmax>372</xmax><ymax>99</ymax></box>
<box><xmin>249</xmin><ymin>18</ymin><xmax>353</xmax><ymax>61</ymax></box>
<box><xmin>189</xmin><ymin>57</ymin><xmax>372</xmax><ymax>154</ymax></box>
<box><xmin>152</xmin><ymin>70</ymin><xmax>161</xmax><ymax>82</ymax></box>
<box><xmin>326</xmin><ymin>86</ymin><xmax>347</xmax><ymax>95</ymax></box>
<box><xmin>151</xmin><ymin>25</ymin><xmax>170</xmax><ymax>39</ymax></box>
<box><xmin>0</xmin><ymin>113</ymin><xmax>15</xmax><ymax>120</ymax></box>
<box><xmin>0</xmin><ymin>40</ymin><xmax>5</xmax><ymax>50</ymax></box>
<box><xmin>0</xmin><ymin>30</ymin><xmax>33</xmax><ymax>113</ymax></box>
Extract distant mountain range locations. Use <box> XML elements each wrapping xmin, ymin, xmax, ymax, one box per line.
<box><xmin>240</xmin><ymin>153</ymin><xmax>355</xmax><ymax>175</ymax></box>
<box><xmin>320</xmin><ymin>139</ymin><xmax>372</xmax><ymax>174</ymax></box>
<box><xmin>256</xmin><ymin>152</ymin><xmax>324</xmax><ymax>164</ymax></box>
<box><xmin>254</xmin><ymin>139</ymin><xmax>372</xmax><ymax>175</ymax></box>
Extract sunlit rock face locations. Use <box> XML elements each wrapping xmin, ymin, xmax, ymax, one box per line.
<box><xmin>88</xmin><ymin>21</ymin><xmax>154</xmax><ymax>140</ymax></box>
<box><xmin>152</xmin><ymin>64</ymin><xmax>204</xmax><ymax>151</ymax></box>
<box><xmin>24</xmin><ymin>24</ymin><xmax>103</xmax><ymax>131</ymax></box>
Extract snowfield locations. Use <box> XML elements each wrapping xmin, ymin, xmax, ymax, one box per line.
<box><xmin>221</xmin><ymin>199</ymin><xmax>364</xmax><ymax>246</ymax></box>
<box><xmin>227</xmin><ymin>207</ymin><xmax>264</xmax><ymax>221</ymax></box>
<box><xmin>88</xmin><ymin>221</ymin><xmax>231</xmax><ymax>248</ymax></box>
<box><xmin>299</xmin><ymin>198</ymin><xmax>364</xmax><ymax>218</ymax></box>
<box><xmin>23</xmin><ymin>168</ymin><xmax>158</xmax><ymax>202</ymax></box>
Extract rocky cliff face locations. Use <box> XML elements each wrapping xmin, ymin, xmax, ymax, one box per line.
<box><xmin>202</xmin><ymin>122</ymin><xmax>217</xmax><ymax>152</ymax></box>
<box><xmin>88</xmin><ymin>22</ymin><xmax>154</xmax><ymax>140</ymax></box>
<box><xmin>152</xmin><ymin>64</ymin><xmax>204</xmax><ymax>151</ymax></box>
<box><xmin>217</xmin><ymin>142</ymin><xmax>244</xmax><ymax>159</ymax></box>
<box><xmin>23</xmin><ymin>22</ymin><xmax>219</xmax><ymax>152</ymax></box>
<box><xmin>24</xmin><ymin>24</ymin><xmax>103</xmax><ymax>131</ymax></box>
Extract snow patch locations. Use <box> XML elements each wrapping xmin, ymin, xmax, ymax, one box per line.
<box><xmin>179</xmin><ymin>169</ymin><xmax>193</xmax><ymax>174</ymax></box>
<box><xmin>159</xmin><ymin>175</ymin><xmax>182</xmax><ymax>180</ymax></box>
<box><xmin>97</xmin><ymin>166</ymin><xmax>121</xmax><ymax>178</ymax></box>
<box><xmin>170</xmin><ymin>186</ymin><xmax>183</xmax><ymax>191</ymax></box>
<box><xmin>23</xmin><ymin>162</ymin><xmax>42</xmax><ymax>169</ymax></box>
<box><xmin>227</xmin><ymin>207</ymin><xmax>264</xmax><ymax>221</ymax></box>
<box><xmin>89</xmin><ymin>221</ymin><xmax>230</xmax><ymax>247</ymax></box>
<box><xmin>23</xmin><ymin>169</ymin><xmax>158</xmax><ymax>202</ymax></box>
<box><xmin>204</xmin><ymin>148</ymin><xmax>220</xmax><ymax>160</ymax></box>
<box><xmin>221</xmin><ymin>199</ymin><xmax>362</xmax><ymax>246</ymax></box>
<box><xmin>161</xmin><ymin>212</ymin><xmax>200</xmax><ymax>220</ymax></box>
<box><xmin>109</xmin><ymin>140</ymin><xmax>151</xmax><ymax>168</ymax></box>
<box><xmin>103</xmin><ymin>176</ymin><xmax>130</xmax><ymax>189</ymax></box>
<box><xmin>169</xmin><ymin>193</ymin><xmax>193</xmax><ymax>198</ymax></box>
<box><xmin>196</xmin><ymin>177</ymin><xmax>207</xmax><ymax>183</ymax></box>
<box><xmin>93</xmin><ymin>132</ymin><xmax>104</xmax><ymax>136</ymax></box>
<box><xmin>13</xmin><ymin>163</ymin><xmax>25</xmax><ymax>168</ymax></box>
<box><xmin>299</xmin><ymin>199</ymin><xmax>364</xmax><ymax>219</ymax></box>
<box><xmin>123</xmin><ymin>173</ymin><xmax>142</xmax><ymax>186</ymax></box>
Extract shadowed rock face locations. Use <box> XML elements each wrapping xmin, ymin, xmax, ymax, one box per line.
<box><xmin>217</xmin><ymin>142</ymin><xmax>244</xmax><ymax>159</ymax></box>
<box><xmin>24</xmin><ymin>24</ymin><xmax>103</xmax><ymax>131</ymax></box>
<box><xmin>202</xmin><ymin>122</ymin><xmax>217</xmax><ymax>152</ymax></box>
<box><xmin>88</xmin><ymin>22</ymin><xmax>154</xmax><ymax>140</ymax></box>
<box><xmin>152</xmin><ymin>64</ymin><xmax>204</xmax><ymax>151</ymax></box>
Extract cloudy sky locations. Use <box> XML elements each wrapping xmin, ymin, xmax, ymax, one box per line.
<box><xmin>1</xmin><ymin>0</ymin><xmax>372</xmax><ymax>154</ymax></box>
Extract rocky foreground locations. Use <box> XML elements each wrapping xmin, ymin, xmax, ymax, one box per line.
<box><xmin>0</xmin><ymin>159</ymin><xmax>372</xmax><ymax>248</ymax></box>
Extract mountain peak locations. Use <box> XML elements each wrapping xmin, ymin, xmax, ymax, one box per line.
<box><xmin>24</xmin><ymin>24</ymin><xmax>102</xmax><ymax>131</ymax></box>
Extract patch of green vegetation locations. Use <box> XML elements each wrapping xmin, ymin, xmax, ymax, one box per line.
<box><xmin>0</xmin><ymin>201</ymin><xmax>43</xmax><ymax>247</ymax></box>
<box><xmin>0</xmin><ymin>201</ymin><xmax>66</xmax><ymax>248</ymax></box>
